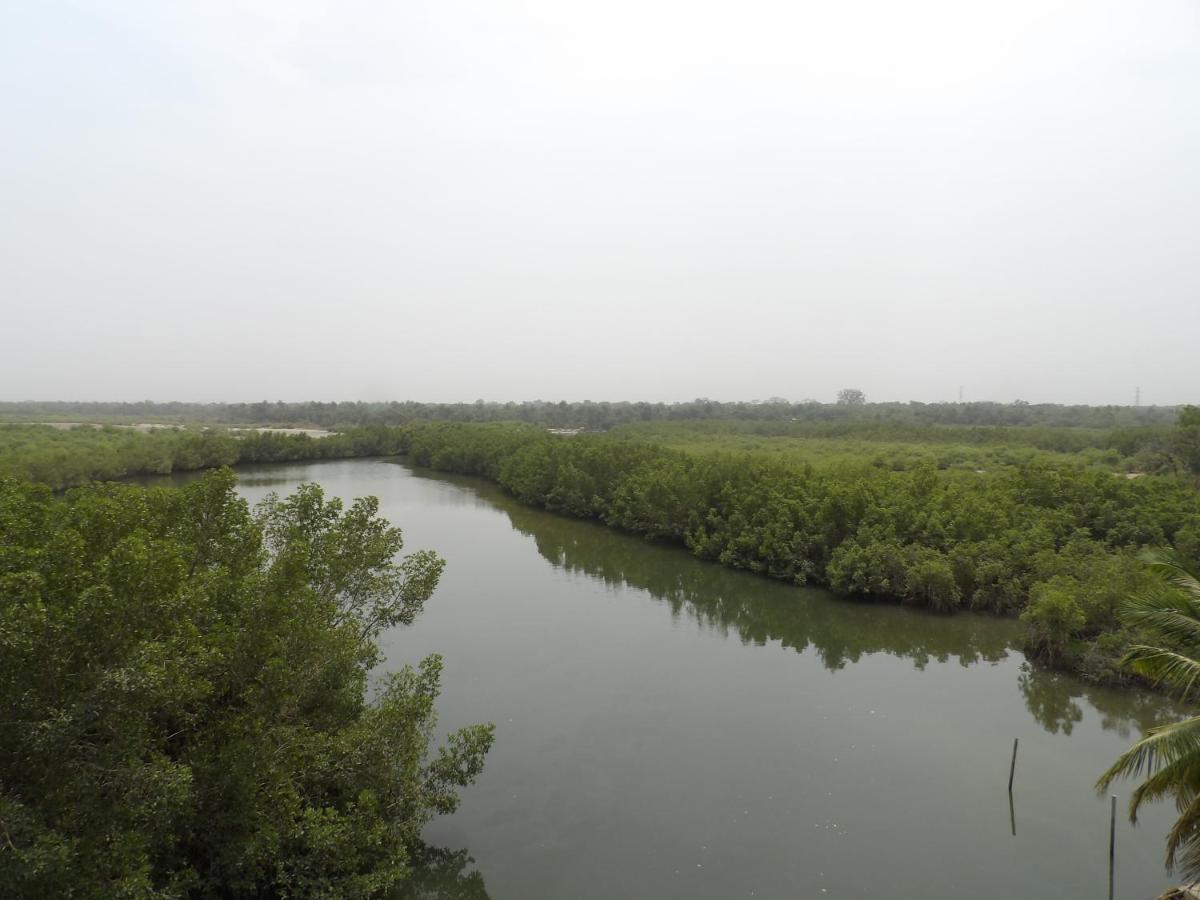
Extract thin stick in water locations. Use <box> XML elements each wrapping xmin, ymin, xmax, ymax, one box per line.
<box><xmin>1108</xmin><ymin>794</ymin><xmax>1116</xmax><ymax>900</ymax></box>
<box><xmin>1008</xmin><ymin>737</ymin><xmax>1019</xmax><ymax>793</ymax></box>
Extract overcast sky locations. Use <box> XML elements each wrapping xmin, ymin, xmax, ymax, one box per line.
<box><xmin>3</xmin><ymin>1</ymin><xmax>1198</xmax><ymax>405</ymax></box>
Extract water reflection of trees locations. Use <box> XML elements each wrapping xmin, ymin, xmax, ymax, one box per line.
<box><xmin>492</xmin><ymin>489</ymin><xmax>1018</xmax><ymax>672</ymax></box>
<box><xmin>1016</xmin><ymin>664</ymin><xmax>1184</xmax><ymax>738</ymax></box>
<box><xmin>234</xmin><ymin>475</ymin><xmax>300</xmax><ymax>488</ymax></box>
<box><xmin>391</xmin><ymin>845</ymin><xmax>490</xmax><ymax>900</ymax></box>
<box><xmin>480</xmin><ymin>475</ymin><xmax>1188</xmax><ymax>738</ymax></box>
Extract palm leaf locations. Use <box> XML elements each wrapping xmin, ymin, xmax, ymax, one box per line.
<box><xmin>1098</xmin><ymin>716</ymin><xmax>1200</xmax><ymax>798</ymax></box>
<box><xmin>1120</xmin><ymin>587</ymin><xmax>1200</xmax><ymax>653</ymax></box>
<box><xmin>1142</xmin><ymin>548</ymin><xmax>1200</xmax><ymax>601</ymax></box>
<box><xmin>1129</xmin><ymin>754</ymin><xmax>1200</xmax><ymax>813</ymax></box>
<box><xmin>1102</xmin><ymin>546</ymin><xmax>1200</xmax><ymax>876</ymax></box>
<box><xmin>1165</xmin><ymin>790</ymin><xmax>1200</xmax><ymax>875</ymax></box>
<box><xmin>1120</xmin><ymin>647</ymin><xmax>1200</xmax><ymax>701</ymax></box>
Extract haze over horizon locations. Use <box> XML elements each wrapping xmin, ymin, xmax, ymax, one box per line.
<box><xmin>4</xmin><ymin>1</ymin><xmax>1199</xmax><ymax>405</ymax></box>
<box><xmin>0</xmin><ymin>393</ymin><xmax>1187</xmax><ymax>409</ymax></box>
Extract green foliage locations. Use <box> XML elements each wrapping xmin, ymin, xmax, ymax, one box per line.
<box><xmin>0</xmin><ymin>424</ymin><xmax>408</xmax><ymax>490</ymax></box>
<box><xmin>1020</xmin><ymin>578</ymin><xmax>1086</xmax><ymax>664</ymax></box>
<box><xmin>1171</xmin><ymin>410</ymin><xmax>1200</xmax><ymax>479</ymax></box>
<box><xmin>826</xmin><ymin>538</ymin><xmax>914</xmax><ymax>599</ymax></box>
<box><xmin>0</xmin><ymin>470</ymin><xmax>492</xmax><ymax>897</ymax></box>
<box><xmin>906</xmin><ymin>552</ymin><xmax>961</xmax><ymax>613</ymax></box>
<box><xmin>608</xmin><ymin>419</ymin><xmax>1167</xmax><ymax>473</ymax></box>
<box><xmin>1098</xmin><ymin>550</ymin><xmax>1200</xmax><ymax>878</ymax></box>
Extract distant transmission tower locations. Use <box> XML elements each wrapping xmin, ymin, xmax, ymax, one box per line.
<box><xmin>958</xmin><ymin>385</ymin><xmax>963</xmax><ymax>403</ymax></box>
<box><xmin>1135</xmin><ymin>386</ymin><xmax>1141</xmax><ymax>407</ymax></box>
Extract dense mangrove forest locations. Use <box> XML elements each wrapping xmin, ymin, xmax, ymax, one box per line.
<box><xmin>0</xmin><ymin>466</ymin><xmax>493</xmax><ymax>896</ymax></box>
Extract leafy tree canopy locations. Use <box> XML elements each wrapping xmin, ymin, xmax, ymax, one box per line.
<box><xmin>836</xmin><ymin>388</ymin><xmax>866</xmax><ymax>406</ymax></box>
<box><xmin>0</xmin><ymin>469</ymin><xmax>492</xmax><ymax>898</ymax></box>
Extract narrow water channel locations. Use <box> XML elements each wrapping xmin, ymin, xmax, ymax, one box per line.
<box><xmin>190</xmin><ymin>458</ymin><xmax>1184</xmax><ymax>898</ymax></box>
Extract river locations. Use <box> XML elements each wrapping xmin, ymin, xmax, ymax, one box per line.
<box><xmin>201</xmin><ymin>458</ymin><xmax>1185</xmax><ymax>898</ymax></box>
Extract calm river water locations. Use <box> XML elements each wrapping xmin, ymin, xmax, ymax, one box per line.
<box><xmin>197</xmin><ymin>458</ymin><xmax>1185</xmax><ymax>898</ymax></box>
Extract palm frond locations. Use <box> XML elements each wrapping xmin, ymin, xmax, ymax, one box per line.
<box><xmin>1130</xmin><ymin>755</ymin><xmax>1200</xmax><ymax>816</ymax></box>
<box><xmin>1166</xmin><ymin>790</ymin><xmax>1200</xmax><ymax>875</ymax></box>
<box><xmin>1120</xmin><ymin>587</ymin><xmax>1200</xmax><ymax>653</ymax></box>
<box><xmin>1098</xmin><ymin>715</ymin><xmax>1200</xmax><ymax>798</ymax></box>
<box><xmin>1120</xmin><ymin>646</ymin><xmax>1200</xmax><ymax>701</ymax></box>
<box><xmin>1103</xmin><ymin>547</ymin><xmax>1200</xmax><ymax>877</ymax></box>
<box><xmin>1141</xmin><ymin>548</ymin><xmax>1200</xmax><ymax>602</ymax></box>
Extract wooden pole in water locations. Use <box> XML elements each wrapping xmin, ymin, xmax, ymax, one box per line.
<box><xmin>1008</xmin><ymin>738</ymin><xmax>1019</xmax><ymax>793</ymax></box>
<box><xmin>1109</xmin><ymin>795</ymin><xmax>1116</xmax><ymax>900</ymax></box>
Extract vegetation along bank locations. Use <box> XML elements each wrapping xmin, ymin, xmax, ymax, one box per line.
<box><xmin>4</xmin><ymin>412</ymin><xmax>1200</xmax><ymax>685</ymax></box>
<box><xmin>396</xmin><ymin>419</ymin><xmax>1200</xmax><ymax>683</ymax></box>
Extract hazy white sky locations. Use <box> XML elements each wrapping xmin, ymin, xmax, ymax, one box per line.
<box><xmin>3</xmin><ymin>0</ymin><xmax>1198</xmax><ymax>404</ymax></box>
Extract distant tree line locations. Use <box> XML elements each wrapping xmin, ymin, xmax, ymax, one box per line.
<box><xmin>0</xmin><ymin>425</ymin><xmax>407</xmax><ymax>490</ymax></box>
<box><xmin>611</xmin><ymin>418</ymin><xmax>1200</xmax><ymax>474</ymax></box>
<box><xmin>0</xmin><ymin>398</ymin><xmax>1182</xmax><ymax>431</ymax></box>
<box><xmin>7</xmin><ymin>414</ymin><xmax>1198</xmax><ymax>491</ymax></box>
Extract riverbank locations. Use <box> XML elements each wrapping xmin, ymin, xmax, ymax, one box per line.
<box><xmin>0</xmin><ymin>423</ymin><xmax>403</xmax><ymax>490</ymax></box>
<box><xmin>392</xmin><ymin>422</ymin><xmax>1200</xmax><ymax>687</ymax></box>
<box><xmin>5</xmin><ymin>418</ymin><xmax>1198</xmax><ymax>690</ymax></box>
